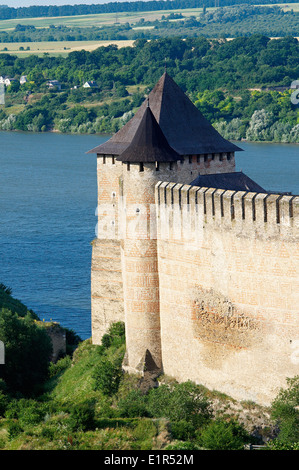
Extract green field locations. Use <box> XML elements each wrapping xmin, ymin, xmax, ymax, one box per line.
<box><xmin>0</xmin><ymin>40</ymin><xmax>135</xmax><ymax>56</ymax></box>
<box><xmin>0</xmin><ymin>3</ymin><xmax>298</xmax><ymax>33</ymax></box>
<box><xmin>0</xmin><ymin>3</ymin><xmax>298</xmax><ymax>56</ymax></box>
<box><xmin>0</xmin><ymin>8</ymin><xmax>205</xmax><ymax>32</ymax></box>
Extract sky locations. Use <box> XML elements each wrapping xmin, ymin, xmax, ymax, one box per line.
<box><xmin>1</xmin><ymin>0</ymin><xmax>126</xmax><ymax>7</ymax></box>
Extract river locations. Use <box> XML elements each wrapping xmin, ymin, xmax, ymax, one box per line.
<box><xmin>0</xmin><ymin>132</ymin><xmax>298</xmax><ymax>339</ymax></box>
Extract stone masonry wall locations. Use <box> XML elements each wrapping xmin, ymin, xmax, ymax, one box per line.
<box><xmin>91</xmin><ymin>153</ymin><xmax>233</xmax><ymax>345</ymax></box>
<box><xmin>91</xmin><ymin>156</ymin><xmax>124</xmax><ymax>344</ymax></box>
<box><xmin>156</xmin><ymin>182</ymin><xmax>299</xmax><ymax>405</ymax></box>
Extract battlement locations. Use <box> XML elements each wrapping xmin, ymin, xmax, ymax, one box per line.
<box><xmin>156</xmin><ymin>181</ymin><xmax>299</xmax><ymax>242</ymax></box>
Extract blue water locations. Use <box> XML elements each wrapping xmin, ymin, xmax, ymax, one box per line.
<box><xmin>0</xmin><ymin>131</ymin><xmax>106</xmax><ymax>339</ymax></box>
<box><xmin>0</xmin><ymin>132</ymin><xmax>298</xmax><ymax>339</ymax></box>
<box><xmin>235</xmin><ymin>141</ymin><xmax>299</xmax><ymax>195</ymax></box>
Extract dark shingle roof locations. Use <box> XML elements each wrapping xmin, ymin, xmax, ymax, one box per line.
<box><xmin>190</xmin><ymin>172</ymin><xmax>267</xmax><ymax>193</ymax></box>
<box><xmin>87</xmin><ymin>72</ymin><xmax>243</xmax><ymax>156</ymax></box>
<box><xmin>116</xmin><ymin>105</ymin><xmax>181</xmax><ymax>163</ymax></box>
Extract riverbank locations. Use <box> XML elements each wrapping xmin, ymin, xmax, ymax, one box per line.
<box><xmin>1</xmin><ymin>126</ymin><xmax>299</xmax><ymax>146</ymax></box>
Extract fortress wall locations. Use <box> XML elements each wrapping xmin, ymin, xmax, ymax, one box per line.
<box><xmin>155</xmin><ymin>182</ymin><xmax>299</xmax><ymax>405</ymax></box>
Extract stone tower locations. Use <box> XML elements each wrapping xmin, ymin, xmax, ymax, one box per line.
<box><xmin>87</xmin><ymin>72</ymin><xmax>242</xmax><ymax>370</ymax></box>
<box><xmin>116</xmin><ymin>104</ymin><xmax>181</xmax><ymax>374</ymax></box>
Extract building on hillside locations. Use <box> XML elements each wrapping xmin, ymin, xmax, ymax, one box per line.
<box><xmin>20</xmin><ymin>75</ymin><xmax>28</xmax><ymax>85</ymax></box>
<box><xmin>0</xmin><ymin>77</ymin><xmax>17</xmax><ymax>86</ymax></box>
<box><xmin>83</xmin><ymin>81</ymin><xmax>98</xmax><ymax>89</ymax></box>
<box><xmin>87</xmin><ymin>72</ymin><xmax>299</xmax><ymax>406</ymax></box>
<box><xmin>46</xmin><ymin>80</ymin><xmax>61</xmax><ymax>90</ymax></box>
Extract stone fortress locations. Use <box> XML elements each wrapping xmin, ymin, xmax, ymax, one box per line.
<box><xmin>88</xmin><ymin>73</ymin><xmax>299</xmax><ymax>406</ymax></box>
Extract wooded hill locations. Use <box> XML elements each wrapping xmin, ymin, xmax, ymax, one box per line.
<box><xmin>0</xmin><ymin>5</ymin><xmax>298</xmax><ymax>42</ymax></box>
<box><xmin>0</xmin><ymin>35</ymin><xmax>298</xmax><ymax>142</ymax></box>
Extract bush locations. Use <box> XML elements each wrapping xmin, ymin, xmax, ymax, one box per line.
<box><xmin>48</xmin><ymin>355</ymin><xmax>71</xmax><ymax>378</ymax></box>
<box><xmin>197</xmin><ymin>419</ymin><xmax>250</xmax><ymax>450</ymax></box>
<box><xmin>118</xmin><ymin>390</ymin><xmax>148</xmax><ymax>418</ymax></box>
<box><xmin>5</xmin><ymin>398</ymin><xmax>48</xmax><ymax>426</ymax></box>
<box><xmin>131</xmin><ymin>419</ymin><xmax>157</xmax><ymax>450</ymax></box>
<box><xmin>92</xmin><ymin>358</ymin><xmax>122</xmax><ymax>396</ymax></box>
<box><xmin>271</xmin><ymin>376</ymin><xmax>299</xmax><ymax>444</ymax></box>
<box><xmin>7</xmin><ymin>421</ymin><xmax>23</xmax><ymax>440</ymax></box>
<box><xmin>68</xmin><ymin>400</ymin><xmax>95</xmax><ymax>432</ymax></box>
<box><xmin>101</xmin><ymin>322</ymin><xmax>125</xmax><ymax>350</ymax></box>
<box><xmin>147</xmin><ymin>381</ymin><xmax>211</xmax><ymax>428</ymax></box>
<box><xmin>18</xmin><ymin>401</ymin><xmax>47</xmax><ymax>426</ymax></box>
<box><xmin>170</xmin><ymin>420</ymin><xmax>196</xmax><ymax>441</ymax></box>
<box><xmin>0</xmin><ymin>391</ymin><xmax>8</xmax><ymax>417</ymax></box>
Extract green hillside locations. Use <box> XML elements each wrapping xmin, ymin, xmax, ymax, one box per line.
<box><xmin>1</xmin><ymin>315</ymin><xmax>298</xmax><ymax>450</ymax></box>
<box><xmin>0</xmin><ymin>283</ymin><xmax>38</xmax><ymax>319</ymax></box>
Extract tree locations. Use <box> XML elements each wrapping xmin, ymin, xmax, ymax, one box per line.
<box><xmin>147</xmin><ymin>381</ymin><xmax>211</xmax><ymax>428</ymax></box>
<box><xmin>271</xmin><ymin>376</ymin><xmax>299</xmax><ymax>444</ymax></box>
<box><xmin>0</xmin><ymin>309</ymin><xmax>52</xmax><ymax>395</ymax></box>
<box><xmin>198</xmin><ymin>419</ymin><xmax>250</xmax><ymax>450</ymax></box>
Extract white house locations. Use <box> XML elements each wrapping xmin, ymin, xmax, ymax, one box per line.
<box><xmin>0</xmin><ymin>76</ymin><xmax>16</xmax><ymax>86</ymax></box>
<box><xmin>83</xmin><ymin>81</ymin><xmax>98</xmax><ymax>89</ymax></box>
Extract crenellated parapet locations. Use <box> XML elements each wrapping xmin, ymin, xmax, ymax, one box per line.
<box><xmin>156</xmin><ymin>181</ymin><xmax>298</xmax><ymax>242</ymax></box>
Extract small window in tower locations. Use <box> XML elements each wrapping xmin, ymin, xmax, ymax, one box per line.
<box><xmin>103</xmin><ymin>155</ymin><xmax>106</xmax><ymax>164</ymax></box>
<box><xmin>156</xmin><ymin>162</ymin><xmax>160</xmax><ymax>171</ymax></box>
<box><xmin>112</xmin><ymin>156</ymin><xmax>115</xmax><ymax>164</ymax></box>
<box><xmin>127</xmin><ymin>163</ymin><xmax>130</xmax><ymax>171</ymax></box>
<box><xmin>219</xmin><ymin>154</ymin><xmax>223</xmax><ymax>161</ymax></box>
<box><xmin>197</xmin><ymin>156</ymin><xmax>200</xmax><ymax>163</ymax></box>
<box><xmin>204</xmin><ymin>155</ymin><xmax>208</xmax><ymax>163</ymax></box>
<box><xmin>139</xmin><ymin>163</ymin><xmax>144</xmax><ymax>172</ymax></box>
<box><xmin>188</xmin><ymin>156</ymin><xmax>192</xmax><ymax>164</ymax></box>
<box><xmin>169</xmin><ymin>162</ymin><xmax>173</xmax><ymax>170</ymax></box>
<box><xmin>227</xmin><ymin>153</ymin><xmax>231</xmax><ymax>161</ymax></box>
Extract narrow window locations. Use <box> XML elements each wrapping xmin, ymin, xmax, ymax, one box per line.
<box><xmin>127</xmin><ymin>163</ymin><xmax>130</xmax><ymax>171</ymax></box>
<box><xmin>139</xmin><ymin>163</ymin><xmax>144</xmax><ymax>172</ymax></box>
<box><xmin>169</xmin><ymin>162</ymin><xmax>173</xmax><ymax>170</ymax></box>
<box><xmin>156</xmin><ymin>161</ymin><xmax>160</xmax><ymax>171</ymax></box>
<box><xmin>103</xmin><ymin>155</ymin><xmax>106</xmax><ymax>164</ymax></box>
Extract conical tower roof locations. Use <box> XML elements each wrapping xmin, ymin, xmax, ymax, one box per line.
<box><xmin>116</xmin><ymin>104</ymin><xmax>180</xmax><ymax>163</ymax></box>
<box><xmin>87</xmin><ymin>72</ymin><xmax>242</xmax><ymax>156</ymax></box>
